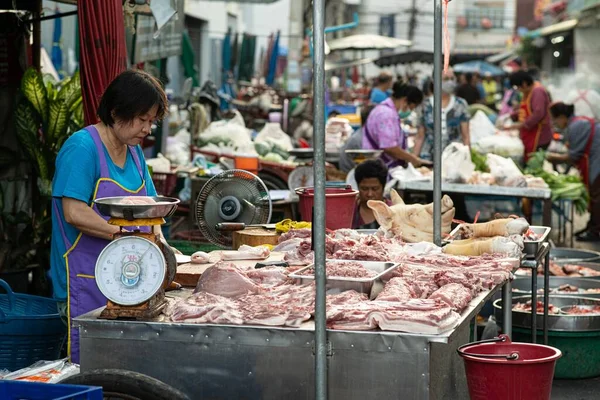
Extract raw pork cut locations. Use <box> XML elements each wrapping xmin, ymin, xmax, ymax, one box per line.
<box><xmin>191</xmin><ymin>251</ymin><xmax>210</xmax><ymax>264</ymax></box>
<box><xmin>429</xmin><ymin>283</ymin><xmax>472</xmax><ymax>312</ymax></box>
<box><xmin>194</xmin><ymin>262</ymin><xmax>260</xmax><ymax>298</ymax></box>
<box><xmin>299</xmin><ymin>261</ymin><xmax>377</xmax><ymax>278</ymax></box>
<box><xmin>168</xmin><ymin>292</ymin><xmax>244</xmax><ymax>324</ymax></box>
<box><xmin>278</xmin><ymin>229</ymin><xmax>312</xmax><ymax>243</ymax></box>
<box><xmin>246</xmin><ymin>267</ymin><xmax>290</xmax><ymax>287</ymax></box>
<box><xmin>221</xmin><ymin>245</ymin><xmax>270</xmax><ymax>261</ymax></box>
<box><xmin>376</xmin><ymin>278</ymin><xmax>416</xmax><ymax>302</ymax></box>
<box><xmin>119</xmin><ymin>196</ymin><xmax>157</xmax><ymax>205</ymax></box>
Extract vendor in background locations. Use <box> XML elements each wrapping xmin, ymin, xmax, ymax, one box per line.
<box><xmin>414</xmin><ymin>77</ymin><xmax>471</xmax><ymax>162</ymax></box>
<box><xmin>363</xmin><ymin>82</ymin><xmax>431</xmax><ymax>169</ymax></box>
<box><xmin>506</xmin><ymin>70</ymin><xmax>553</xmax><ymax>162</ymax></box>
<box><xmin>455</xmin><ymin>72</ymin><xmax>481</xmax><ymax>106</ymax></box>
<box><xmin>482</xmin><ymin>72</ymin><xmax>499</xmax><ymax>110</ymax></box>
<box><xmin>547</xmin><ymin>102</ymin><xmax>600</xmax><ymax>242</ymax></box>
<box><xmin>352</xmin><ymin>159</ymin><xmax>390</xmax><ymax>229</ymax></box>
<box><xmin>369</xmin><ymin>72</ymin><xmax>393</xmax><ymax>104</ymax></box>
<box><xmin>50</xmin><ymin>70</ymin><xmax>173</xmax><ymax>363</ymax></box>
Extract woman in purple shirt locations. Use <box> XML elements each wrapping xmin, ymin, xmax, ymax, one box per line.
<box><xmin>363</xmin><ymin>82</ymin><xmax>431</xmax><ymax>169</ymax></box>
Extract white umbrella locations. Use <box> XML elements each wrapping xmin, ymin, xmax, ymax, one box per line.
<box><xmin>328</xmin><ymin>34</ymin><xmax>411</xmax><ymax>52</ymax></box>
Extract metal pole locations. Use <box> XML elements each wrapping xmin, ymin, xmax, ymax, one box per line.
<box><xmin>433</xmin><ymin>0</ymin><xmax>443</xmax><ymax>245</ymax></box>
<box><xmin>312</xmin><ymin>0</ymin><xmax>328</xmax><ymax>398</ymax></box>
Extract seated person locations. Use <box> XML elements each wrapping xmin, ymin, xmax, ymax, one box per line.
<box><xmin>352</xmin><ymin>159</ymin><xmax>391</xmax><ymax>229</ymax></box>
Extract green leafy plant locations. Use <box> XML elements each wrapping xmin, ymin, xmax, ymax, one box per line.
<box><xmin>471</xmin><ymin>149</ymin><xmax>489</xmax><ymax>173</ymax></box>
<box><xmin>12</xmin><ymin>68</ymin><xmax>83</xmax><ymax>270</ymax></box>
<box><xmin>525</xmin><ymin>150</ymin><xmax>589</xmax><ymax>214</ymax></box>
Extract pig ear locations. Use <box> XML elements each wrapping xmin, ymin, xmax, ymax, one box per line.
<box><xmin>367</xmin><ymin>200</ymin><xmax>393</xmax><ymax>230</ymax></box>
<box><xmin>390</xmin><ymin>189</ymin><xmax>404</xmax><ymax>206</ymax></box>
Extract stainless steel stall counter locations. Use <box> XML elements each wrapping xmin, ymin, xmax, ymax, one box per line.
<box><xmin>76</xmin><ymin>284</ymin><xmax>508</xmax><ymax>400</ymax></box>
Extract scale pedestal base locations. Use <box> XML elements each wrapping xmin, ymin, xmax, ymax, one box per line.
<box><xmin>99</xmin><ymin>291</ymin><xmax>166</xmax><ymax>320</ymax></box>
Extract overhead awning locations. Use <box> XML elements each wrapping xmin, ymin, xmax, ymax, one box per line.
<box><xmin>486</xmin><ymin>50</ymin><xmax>516</xmax><ymax>64</ymax></box>
<box><xmin>325</xmin><ymin>57</ymin><xmax>375</xmax><ymax>71</ymax></box>
<box><xmin>526</xmin><ymin>19</ymin><xmax>578</xmax><ymax>38</ymax></box>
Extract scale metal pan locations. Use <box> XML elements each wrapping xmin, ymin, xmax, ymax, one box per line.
<box><xmin>95</xmin><ymin>196</ymin><xmax>180</xmax><ymax>220</ymax></box>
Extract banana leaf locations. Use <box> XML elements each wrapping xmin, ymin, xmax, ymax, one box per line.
<box><xmin>14</xmin><ymin>100</ymin><xmax>40</xmax><ymax>160</ymax></box>
<box><xmin>47</xmin><ymin>98</ymin><xmax>71</xmax><ymax>150</ymax></box>
<box><xmin>21</xmin><ymin>68</ymin><xmax>48</xmax><ymax>124</ymax></box>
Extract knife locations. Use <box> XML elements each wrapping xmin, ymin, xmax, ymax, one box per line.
<box><xmin>215</xmin><ymin>223</ymin><xmax>278</xmax><ymax>231</ymax></box>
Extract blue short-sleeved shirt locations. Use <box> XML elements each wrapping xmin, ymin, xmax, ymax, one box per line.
<box><xmin>370</xmin><ymin>88</ymin><xmax>390</xmax><ymax>104</ymax></box>
<box><xmin>50</xmin><ymin>129</ymin><xmax>157</xmax><ymax>301</ymax></box>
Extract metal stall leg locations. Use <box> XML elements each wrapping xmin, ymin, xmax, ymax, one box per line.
<box><xmin>502</xmin><ymin>279</ymin><xmax>512</xmax><ymax>338</ymax></box>
<box><xmin>543</xmin><ymin>249</ymin><xmax>550</xmax><ymax>345</ymax></box>
<box><xmin>311</xmin><ymin>0</ymin><xmax>328</xmax><ymax>398</ymax></box>
<box><xmin>432</xmin><ymin>0</ymin><xmax>443</xmax><ymax>245</ymax></box>
<box><xmin>531</xmin><ymin>265</ymin><xmax>537</xmax><ymax>343</ymax></box>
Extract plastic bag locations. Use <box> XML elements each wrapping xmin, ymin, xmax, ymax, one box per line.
<box><xmin>442</xmin><ymin>142</ymin><xmax>475</xmax><ymax>183</ymax></box>
<box><xmin>384</xmin><ymin>163</ymin><xmax>426</xmax><ymax>196</ymax></box>
<box><xmin>255</xmin><ymin>123</ymin><xmax>293</xmax><ymax>151</ymax></box>
<box><xmin>469</xmin><ymin>110</ymin><xmax>496</xmax><ymax>145</ymax></box>
<box><xmin>486</xmin><ymin>153</ymin><xmax>523</xmax><ymax>186</ymax></box>
<box><xmin>1</xmin><ymin>359</ymin><xmax>80</xmax><ymax>383</ymax></box>
<box><xmin>474</xmin><ymin>135</ymin><xmax>524</xmax><ymax>158</ymax></box>
<box><xmin>146</xmin><ymin>153</ymin><xmax>171</xmax><ymax>173</ymax></box>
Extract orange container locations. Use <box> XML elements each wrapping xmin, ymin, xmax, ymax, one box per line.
<box><xmin>234</xmin><ymin>154</ymin><xmax>259</xmax><ymax>174</ymax></box>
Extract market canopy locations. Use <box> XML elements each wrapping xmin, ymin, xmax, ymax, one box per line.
<box><xmin>325</xmin><ymin>57</ymin><xmax>375</xmax><ymax>71</ymax></box>
<box><xmin>327</xmin><ymin>34</ymin><xmax>411</xmax><ymax>52</ymax></box>
<box><xmin>452</xmin><ymin>60</ymin><xmax>505</xmax><ymax>76</ymax></box>
<box><xmin>374</xmin><ymin>50</ymin><xmax>483</xmax><ymax>67</ymax></box>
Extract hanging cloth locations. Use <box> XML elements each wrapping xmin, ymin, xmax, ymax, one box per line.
<box><xmin>78</xmin><ymin>0</ymin><xmax>127</xmax><ymax>125</ymax></box>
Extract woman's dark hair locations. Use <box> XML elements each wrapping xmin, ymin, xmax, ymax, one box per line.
<box><xmin>361</xmin><ymin>105</ymin><xmax>375</xmax><ymax>127</ymax></box>
<box><xmin>377</xmin><ymin>73</ymin><xmax>393</xmax><ymax>85</ymax></box>
<box><xmin>392</xmin><ymin>82</ymin><xmax>424</xmax><ymax>105</ymax></box>
<box><xmin>328</xmin><ymin>110</ymin><xmax>341</xmax><ymax>119</ymax></box>
<box><xmin>355</xmin><ymin>159</ymin><xmax>388</xmax><ymax>187</ymax></box>
<box><xmin>549</xmin><ymin>102</ymin><xmax>575</xmax><ymax>119</ymax></box>
<box><xmin>97</xmin><ymin>69</ymin><xmax>168</xmax><ymax>126</ymax></box>
<box><xmin>509</xmin><ymin>71</ymin><xmax>534</xmax><ymax>88</ymax></box>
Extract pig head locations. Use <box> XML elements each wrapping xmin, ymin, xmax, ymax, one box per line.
<box><xmin>367</xmin><ymin>189</ymin><xmax>455</xmax><ymax>243</ymax></box>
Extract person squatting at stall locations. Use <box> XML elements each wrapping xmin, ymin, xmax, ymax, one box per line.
<box><xmin>50</xmin><ymin>70</ymin><xmax>172</xmax><ymax>363</ymax></box>
<box><xmin>507</xmin><ymin>70</ymin><xmax>553</xmax><ymax>162</ymax></box>
<box><xmin>547</xmin><ymin>102</ymin><xmax>600</xmax><ymax>242</ymax></box>
<box><xmin>352</xmin><ymin>159</ymin><xmax>390</xmax><ymax>230</ymax></box>
<box><xmin>363</xmin><ymin>82</ymin><xmax>431</xmax><ymax>169</ymax></box>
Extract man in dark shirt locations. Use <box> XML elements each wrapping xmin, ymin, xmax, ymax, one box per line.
<box><xmin>456</xmin><ymin>72</ymin><xmax>482</xmax><ymax>105</ymax></box>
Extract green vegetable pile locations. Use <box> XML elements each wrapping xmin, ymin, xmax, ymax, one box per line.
<box><xmin>525</xmin><ymin>150</ymin><xmax>589</xmax><ymax>214</ymax></box>
<box><xmin>470</xmin><ymin>149</ymin><xmax>490</xmax><ymax>173</ymax></box>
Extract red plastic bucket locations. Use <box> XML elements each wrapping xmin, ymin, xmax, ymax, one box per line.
<box><xmin>295</xmin><ymin>187</ymin><xmax>359</xmax><ymax>230</ymax></box>
<box><xmin>458</xmin><ymin>335</ymin><xmax>561</xmax><ymax>400</ymax></box>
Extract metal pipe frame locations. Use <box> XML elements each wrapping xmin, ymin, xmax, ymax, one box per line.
<box><xmin>312</xmin><ymin>0</ymin><xmax>328</xmax><ymax>398</ymax></box>
<box><xmin>433</xmin><ymin>0</ymin><xmax>443</xmax><ymax>245</ymax></box>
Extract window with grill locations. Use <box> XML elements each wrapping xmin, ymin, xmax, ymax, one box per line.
<box><xmin>465</xmin><ymin>8</ymin><xmax>505</xmax><ymax>29</ymax></box>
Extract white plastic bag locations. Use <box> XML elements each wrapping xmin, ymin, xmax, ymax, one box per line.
<box><xmin>442</xmin><ymin>142</ymin><xmax>475</xmax><ymax>183</ymax></box>
<box><xmin>486</xmin><ymin>153</ymin><xmax>523</xmax><ymax>186</ymax></box>
<box><xmin>255</xmin><ymin>123</ymin><xmax>293</xmax><ymax>151</ymax></box>
<box><xmin>2</xmin><ymin>359</ymin><xmax>80</xmax><ymax>383</ymax></box>
<box><xmin>384</xmin><ymin>163</ymin><xmax>426</xmax><ymax>196</ymax></box>
<box><xmin>469</xmin><ymin>110</ymin><xmax>496</xmax><ymax>145</ymax></box>
<box><xmin>146</xmin><ymin>153</ymin><xmax>171</xmax><ymax>173</ymax></box>
<box><xmin>473</xmin><ymin>135</ymin><xmax>524</xmax><ymax>158</ymax></box>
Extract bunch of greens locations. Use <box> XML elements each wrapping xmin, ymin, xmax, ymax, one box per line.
<box><xmin>471</xmin><ymin>149</ymin><xmax>489</xmax><ymax>172</ymax></box>
<box><xmin>525</xmin><ymin>150</ymin><xmax>589</xmax><ymax>214</ymax></box>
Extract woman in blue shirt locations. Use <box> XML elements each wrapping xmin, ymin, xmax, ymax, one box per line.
<box><xmin>50</xmin><ymin>69</ymin><xmax>169</xmax><ymax>362</ymax></box>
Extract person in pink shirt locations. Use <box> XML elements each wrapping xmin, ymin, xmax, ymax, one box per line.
<box><xmin>363</xmin><ymin>82</ymin><xmax>431</xmax><ymax>169</ymax></box>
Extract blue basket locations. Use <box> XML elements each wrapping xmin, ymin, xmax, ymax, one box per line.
<box><xmin>0</xmin><ymin>381</ymin><xmax>102</xmax><ymax>400</ymax></box>
<box><xmin>0</xmin><ymin>279</ymin><xmax>67</xmax><ymax>371</ymax></box>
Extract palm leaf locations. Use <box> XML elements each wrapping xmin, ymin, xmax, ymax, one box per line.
<box><xmin>21</xmin><ymin>68</ymin><xmax>48</xmax><ymax>124</ymax></box>
<box><xmin>14</xmin><ymin>100</ymin><xmax>40</xmax><ymax>160</ymax></box>
<box><xmin>47</xmin><ymin>99</ymin><xmax>71</xmax><ymax>150</ymax></box>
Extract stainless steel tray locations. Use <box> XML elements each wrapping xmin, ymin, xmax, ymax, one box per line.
<box><xmin>512</xmin><ymin>277</ymin><xmax>600</xmax><ymax>298</ymax></box>
<box><xmin>288</xmin><ymin>260</ymin><xmax>399</xmax><ymax>296</ymax></box>
<box><xmin>551</xmin><ymin>261</ymin><xmax>600</xmax><ymax>279</ymax></box>
<box><xmin>523</xmin><ymin>226</ymin><xmax>551</xmax><ymax>256</ymax></box>
<box><xmin>550</xmin><ymin>248</ymin><xmax>600</xmax><ymax>263</ymax></box>
<box><xmin>95</xmin><ymin>196</ymin><xmax>180</xmax><ymax>220</ymax></box>
<box><xmin>494</xmin><ymin>295</ymin><xmax>600</xmax><ymax>332</ymax></box>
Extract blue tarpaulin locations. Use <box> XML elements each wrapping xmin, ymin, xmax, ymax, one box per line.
<box><xmin>266</xmin><ymin>31</ymin><xmax>280</xmax><ymax>85</ymax></box>
<box><xmin>51</xmin><ymin>7</ymin><xmax>63</xmax><ymax>77</ymax></box>
<box><xmin>453</xmin><ymin>60</ymin><xmax>504</xmax><ymax>76</ymax></box>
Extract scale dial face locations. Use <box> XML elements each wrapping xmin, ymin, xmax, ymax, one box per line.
<box><xmin>95</xmin><ymin>236</ymin><xmax>166</xmax><ymax>306</ymax></box>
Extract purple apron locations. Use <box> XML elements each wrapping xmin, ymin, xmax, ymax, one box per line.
<box><xmin>53</xmin><ymin>125</ymin><xmax>151</xmax><ymax>363</ymax></box>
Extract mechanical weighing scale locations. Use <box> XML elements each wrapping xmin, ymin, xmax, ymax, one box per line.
<box><xmin>93</xmin><ymin>196</ymin><xmax>180</xmax><ymax>320</ymax></box>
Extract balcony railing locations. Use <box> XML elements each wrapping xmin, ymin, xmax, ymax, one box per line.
<box><xmin>461</xmin><ymin>8</ymin><xmax>506</xmax><ymax>30</ymax></box>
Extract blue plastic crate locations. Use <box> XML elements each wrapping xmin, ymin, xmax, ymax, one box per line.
<box><xmin>0</xmin><ymin>381</ymin><xmax>102</xmax><ymax>400</ymax></box>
